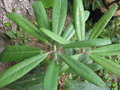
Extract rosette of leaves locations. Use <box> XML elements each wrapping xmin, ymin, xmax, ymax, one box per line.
<box><xmin>0</xmin><ymin>0</ymin><xmax>120</xmax><ymax>89</ymax></box>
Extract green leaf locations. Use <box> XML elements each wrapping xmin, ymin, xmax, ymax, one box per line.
<box><xmin>7</xmin><ymin>74</ymin><xmax>43</xmax><ymax>90</ymax></box>
<box><xmin>59</xmin><ymin>54</ymin><xmax>106</xmax><ymax>87</ymax></box>
<box><xmin>66</xmin><ymin>80</ymin><xmax>109</xmax><ymax>90</ymax></box>
<box><xmin>91</xmin><ymin>44</ymin><xmax>120</xmax><ymax>56</ymax></box>
<box><xmin>0</xmin><ymin>45</ymin><xmax>41</xmax><ymax>62</ymax></box>
<box><xmin>0</xmin><ymin>53</ymin><xmax>48</xmax><ymax>88</ymax></box>
<box><xmin>89</xmin><ymin>6</ymin><xmax>117</xmax><ymax>39</ymax></box>
<box><xmin>87</xmin><ymin>63</ymin><xmax>103</xmax><ymax>71</ymax></box>
<box><xmin>32</xmin><ymin>1</ymin><xmax>50</xmax><ymax>29</ymax></box>
<box><xmin>6</xmin><ymin>31</ymin><xmax>16</xmax><ymax>39</ymax></box>
<box><xmin>40</xmin><ymin>28</ymin><xmax>69</xmax><ymax>44</ymax></box>
<box><xmin>84</xmin><ymin>10</ymin><xmax>90</xmax><ymax>22</ymax></box>
<box><xmin>6</xmin><ymin>13</ymin><xmax>48</xmax><ymax>42</ymax></box>
<box><xmin>40</xmin><ymin>0</ymin><xmax>54</xmax><ymax>8</ymax></box>
<box><xmin>44</xmin><ymin>61</ymin><xmax>59</xmax><ymax>90</ymax></box>
<box><xmin>52</xmin><ymin>0</ymin><xmax>68</xmax><ymax>35</ymax></box>
<box><xmin>59</xmin><ymin>54</ymin><xmax>80</xmax><ymax>74</ymax></box>
<box><xmin>62</xmin><ymin>21</ymin><xmax>75</xmax><ymax>40</ymax></box>
<box><xmin>63</xmin><ymin>39</ymin><xmax>111</xmax><ymax>48</ymax></box>
<box><xmin>89</xmin><ymin>54</ymin><xmax>120</xmax><ymax>77</ymax></box>
<box><xmin>73</xmin><ymin>0</ymin><xmax>85</xmax><ymax>40</ymax></box>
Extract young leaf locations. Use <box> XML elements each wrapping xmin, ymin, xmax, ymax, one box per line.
<box><xmin>0</xmin><ymin>45</ymin><xmax>41</xmax><ymax>62</ymax></box>
<box><xmin>6</xmin><ymin>13</ymin><xmax>48</xmax><ymax>42</ymax></box>
<box><xmin>32</xmin><ymin>1</ymin><xmax>51</xmax><ymax>29</ymax></box>
<box><xmin>63</xmin><ymin>39</ymin><xmax>111</xmax><ymax>48</ymax></box>
<box><xmin>62</xmin><ymin>21</ymin><xmax>75</xmax><ymax>40</ymax></box>
<box><xmin>44</xmin><ymin>61</ymin><xmax>59</xmax><ymax>90</ymax></box>
<box><xmin>52</xmin><ymin>0</ymin><xmax>67</xmax><ymax>35</ymax></box>
<box><xmin>89</xmin><ymin>6</ymin><xmax>117</xmax><ymax>39</ymax></box>
<box><xmin>89</xmin><ymin>54</ymin><xmax>120</xmax><ymax>77</ymax></box>
<box><xmin>73</xmin><ymin>0</ymin><xmax>85</xmax><ymax>40</ymax></box>
<box><xmin>84</xmin><ymin>10</ymin><xmax>90</xmax><ymax>22</ymax></box>
<box><xmin>40</xmin><ymin>28</ymin><xmax>69</xmax><ymax>44</ymax></box>
<box><xmin>0</xmin><ymin>53</ymin><xmax>48</xmax><ymax>88</ymax></box>
<box><xmin>59</xmin><ymin>54</ymin><xmax>106</xmax><ymax>87</ymax></box>
<box><xmin>91</xmin><ymin>44</ymin><xmax>120</xmax><ymax>56</ymax></box>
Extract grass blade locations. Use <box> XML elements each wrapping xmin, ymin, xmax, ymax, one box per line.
<box><xmin>0</xmin><ymin>53</ymin><xmax>48</xmax><ymax>88</ymax></box>
<box><xmin>44</xmin><ymin>61</ymin><xmax>59</xmax><ymax>90</ymax></box>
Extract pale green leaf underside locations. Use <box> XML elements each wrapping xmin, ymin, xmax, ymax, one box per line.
<box><xmin>0</xmin><ymin>53</ymin><xmax>48</xmax><ymax>88</ymax></box>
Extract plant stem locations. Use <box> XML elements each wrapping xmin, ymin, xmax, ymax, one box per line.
<box><xmin>53</xmin><ymin>44</ymin><xmax>58</xmax><ymax>63</ymax></box>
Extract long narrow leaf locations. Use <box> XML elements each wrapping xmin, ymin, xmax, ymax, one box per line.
<box><xmin>32</xmin><ymin>1</ymin><xmax>50</xmax><ymax>29</ymax></box>
<box><xmin>7</xmin><ymin>74</ymin><xmax>43</xmax><ymax>90</ymax></box>
<box><xmin>63</xmin><ymin>39</ymin><xmax>111</xmax><ymax>48</ymax></box>
<box><xmin>91</xmin><ymin>44</ymin><xmax>120</xmax><ymax>56</ymax></box>
<box><xmin>52</xmin><ymin>0</ymin><xmax>67</xmax><ymax>35</ymax></box>
<box><xmin>0</xmin><ymin>53</ymin><xmax>48</xmax><ymax>88</ymax></box>
<box><xmin>59</xmin><ymin>54</ymin><xmax>106</xmax><ymax>87</ymax></box>
<box><xmin>0</xmin><ymin>45</ymin><xmax>41</xmax><ymax>62</ymax></box>
<box><xmin>62</xmin><ymin>21</ymin><xmax>75</xmax><ymax>40</ymax></box>
<box><xmin>89</xmin><ymin>6</ymin><xmax>117</xmax><ymax>39</ymax></box>
<box><xmin>6</xmin><ymin>13</ymin><xmax>48</xmax><ymax>42</ymax></box>
<box><xmin>44</xmin><ymin>61</ymin><xmax>59</xmax><ymax>90</ymax></box>
<box><xmin>73</xmin><ymin>0</ymin><xmax>85</xmax><ymax>40</ymax></box>
<box><xmin>40</xmin><ymin>28</ymin><xmax>69</xmax><ymax>44</ymax></box>
<box><xmin>89</xmin><ymin>54</ymin><xmax>120</xmax><ymax>77</ymax></box>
